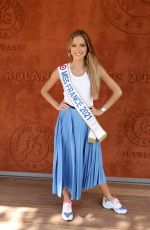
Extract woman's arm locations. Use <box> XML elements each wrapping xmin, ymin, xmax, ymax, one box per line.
<box><xmin>91</xmin><ymin>65</ymin><xmax>122</xmax><ymax>116</ymax></box>
<box><xmin>99</xmin><ymin>65</ymin><xmax>123</xmax><ymax>110</ymax></box>
<box><xmin>41</xmin><ymin>68</ymin><xmax>60</xmax><ymax>110</ymax></box>
<box><xmin>41</xmin><ymin>68</ymin><xmax>69</xmax><ymax>111</ymax></box>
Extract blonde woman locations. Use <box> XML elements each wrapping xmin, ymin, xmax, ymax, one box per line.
<box><xmin>41</xmin><ymin>30</ymin><xmax>127</xmax><ymax>221</ymax></box>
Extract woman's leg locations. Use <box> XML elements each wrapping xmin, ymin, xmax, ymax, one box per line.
<box><xmin>62</xmin><ymin>188</ymin><xmax>71</xmax><ymax>201</ymax></box>
<box><xmin>99</xmin><ymin>182</ymin><xmax>113</xmax><ymax>200</ymax></box>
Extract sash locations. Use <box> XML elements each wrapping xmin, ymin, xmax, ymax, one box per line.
<box><xmin>58</xmin><ymin>64</ymin><xmax>107</xmax><ymax>143</ymax></box>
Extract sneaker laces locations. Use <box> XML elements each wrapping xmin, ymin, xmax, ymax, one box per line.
<box><xmin>63</xmin><ymin>201</ymin><xmax>72</xmax><ymax>213</ymax></box>
<box><xmin>111</xmin><ymin>197</ymin><xmax>122</xmax><ymax>208</ymax></box>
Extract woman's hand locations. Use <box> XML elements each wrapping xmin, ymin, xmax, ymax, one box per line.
<box><xmin>90</xmin><ymin>107</ymin><xmax>104</xmax><ymax>116</ymax></box>
<box><xmin>58</xmin><ymin>101</ymin><xmax>70</xmax><ymax>111</ymax></box>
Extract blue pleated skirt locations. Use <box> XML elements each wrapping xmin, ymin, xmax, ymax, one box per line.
<box><xmin>52</xmin><ymin>108</ymin><xmax>106</xmax><ymax>200</ymax></box>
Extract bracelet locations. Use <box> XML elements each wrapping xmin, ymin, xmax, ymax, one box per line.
<box><xmin>100</xmin><ymin>107</ymin><xmax>106</xmax><ymax>112</ymax></box>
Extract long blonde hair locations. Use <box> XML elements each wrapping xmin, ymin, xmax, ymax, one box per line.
<box><xmin>67</xmin><ymin>29</ymin><xmax>102</xmax><ymax>99</ymax></box>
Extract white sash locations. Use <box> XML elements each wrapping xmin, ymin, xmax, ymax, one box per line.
<box><xmin>58</xmin><ymin>64</ymin><xmax>107</xmax><ymax>143</ymax></box>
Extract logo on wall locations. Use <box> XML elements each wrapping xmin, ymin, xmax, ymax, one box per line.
<box><xmin>125</xmin><ymin>110</ymin><xmax>150</xmax><ymax>147</ymax></box>
<box><xmin>100</xmin><ymin>0</ymin><xmax>150</xmax><ymax>35</ymax></box>
<box><xmin>10</xmin><ymin>123</ymin><xmax>54</xmax><ymax>171</ymax></box>
<box><xmin>0</xmin><ymin>0</ymin><xmax>25</xmax><ymax>38</ymax></box>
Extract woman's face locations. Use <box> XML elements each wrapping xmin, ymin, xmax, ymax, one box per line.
<box><xmin>69</xmin><ymin>36</ymin><xmax>88</xmax><ymax>61</ymax></box>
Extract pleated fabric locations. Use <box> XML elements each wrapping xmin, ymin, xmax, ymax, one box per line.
<box><xmin>52</xmin><ymin>108</ymin><xmax>106</xmax><ymax>200</ymax></box>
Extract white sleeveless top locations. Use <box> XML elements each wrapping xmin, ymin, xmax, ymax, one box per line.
<box><xmin>63</xmin><ymin>63</ymin><xmax>93</xmax><ymax>107</ymax></box>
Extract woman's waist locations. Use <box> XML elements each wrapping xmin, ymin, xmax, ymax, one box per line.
<box><xmin>65</xmin><ymin>103</ymin><xmax>92</xmax><ymax>110</ymax></box>
<box><xmin>64</xmin><ymin>92</ymin><xmax>93</xmax><ymax>107</ymax></box>
<box><xmin>64</xmin><ymin>98</ymin><xmax>93</xmax><ymax>108</ymax></box>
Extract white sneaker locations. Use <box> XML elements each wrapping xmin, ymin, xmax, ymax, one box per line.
<box><xmin>102</xmin><ymin>197</ymin><xmax>127</xmax><ymax>214</ymax></box>
<box><xmin>62</xmin><ymin>200</ymin><xmax>73</xmax><ymax>221</ymax></box>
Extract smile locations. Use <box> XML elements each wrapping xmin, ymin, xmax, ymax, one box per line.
<box><xmin>75</xmin><ymin>53</ymin><xmax>83</xmax><ymax>56</ymax></box>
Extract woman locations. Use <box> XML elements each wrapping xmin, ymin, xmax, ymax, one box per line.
<box><xmin>41</xmin><ymin>29</ymin><xmax>127</xmax><ymax>221</ymax></box>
